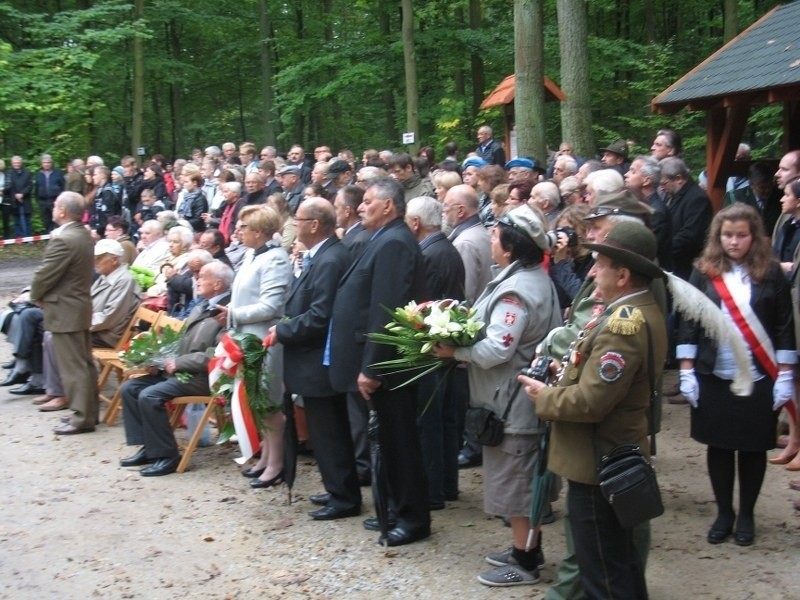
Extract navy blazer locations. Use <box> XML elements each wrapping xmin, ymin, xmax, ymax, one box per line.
<box><xmin>678</xmin><ymin>263</ymin><xmax>795</xmax><ymax>376</ymax></box>
<box><xmin>276</xmin><ymin>236</ymin><xmax>352</xmax><ymax>397</ymax></box>
<box><xmin>419</xmin><ymin>231</ymin><xmax>465</xmax><ymax>301</ymax></box>
<box><xmin>329</xmin><ymin>218</ymin><xmax>427</xmax><ymax>392</ymax></box>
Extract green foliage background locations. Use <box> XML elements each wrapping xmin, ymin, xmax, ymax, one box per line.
<box><xmin>0</xmin><ymin>0</ymin><xmax>786</xmax><ymax>171</ymax></box>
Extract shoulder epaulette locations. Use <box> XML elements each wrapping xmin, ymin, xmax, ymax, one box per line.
<box><xmin>606</xmin><ymin>305</ymin><xmax>644</xmax><ymax>335</ymax></box>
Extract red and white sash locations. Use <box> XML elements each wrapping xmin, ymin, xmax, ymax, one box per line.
<box><xmin>712</xmin><ymin>271</ymin><xmax>796</xmax><ymax>419</ymax></box>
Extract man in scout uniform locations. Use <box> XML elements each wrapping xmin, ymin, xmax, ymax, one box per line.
<box><xmin>520</xmin><ymin>221</ymin><xmax>668</xmax><ymax>600</ymax></box>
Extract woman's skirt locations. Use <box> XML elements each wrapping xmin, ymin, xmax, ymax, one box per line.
<box><xmin>691</xmin><ymin>374</ymin><xmax>776</xmax><ymax>452</ymax></box>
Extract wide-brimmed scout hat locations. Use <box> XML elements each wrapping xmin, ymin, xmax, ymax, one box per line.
<box><xmin>585</xmin><ymin>190</ymin><xmax>653</xmax><ymax>220</ymax></box>
<box><xmin>583</xmin><ymin>220</ymin><xmax>664</xmax><ymax>279</ymax></box>
<box><xmin>599</xmin><ymin>139</ymin><xmax>629</xmax><ymax>159</ymax></box>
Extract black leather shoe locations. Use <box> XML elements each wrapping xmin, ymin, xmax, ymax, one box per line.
<box><xmin>120</xmin><ymin>447</ymin><xmax>156</xmax><ymax>467</ymax></box>
<box><xmin>707</xmin><ymin>525</ymin><xmax>733</xmax><ymax>544</ymax></box>
<box><xmin>358</xmin><ymin>473</ymin><xmax>372</xmax><ymax>487</ymax></box>
<box><xmin>379</xmin><ymin>525</ymin><xmax>431</xmax><ymax>547</ymax></box>
<box><xmin>310</xmin><ymin>493</ymin><xmax>331</xmax><ymax>506</ymax></box>
<box><xmin>10</xmin><ymin>382</ymin><xmax>45</xmax><ymax>395</ymax></box>
<box><xmin>734</xmin><ymin>515</ymin><xmax>755</xmax><ymax>546</ymax></box>
<box><xmin>250</xmin><ymin>471</ymin><xmax>284</xmax><ymax>489</ymax></box>
<box><xmin>429</xmin><ymin>501</ymin><xmax>446</xmax><ymax>511</ymax></box>
<box><xmin>0</xmin><ymin>371</ymin><xmax>29</xmax><ymax>387</ymax></box>
<box><xmin>140</xmin><ymin>456</ymin><xmax>180</xmax><ymax>477</ymax></box>
<box><xmin>1</xmin><ymin>360</ymin><xmax>15</xmax><ymax>369</ymax></box>
<box><xmin>363</xmin><ymin>516</ymin><xmax>397</xmax><ymax>531</ymax></box>
<box><xmin>309</xmin><ymin>505</ymin><xmax>361</xmax><ymax>520</ymax></box>
<box><xmin>458</xmin><ymin>452</ymin><xmax>482</xmax><ymax>469</ymax></box>
<box><xmin>241</xmin><ymin>466</ymin><xmax>265</xmax><ymax>478</ymax></box>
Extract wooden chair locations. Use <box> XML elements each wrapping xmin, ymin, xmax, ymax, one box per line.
<box><xmin>95</xmin><ymin>306</ymin><xmax>163</xmax><ymax>406</ymax></box>
<box><xmin>168</xmin><ymin>396</ymin><xmax>228</xmax><ymax>473</ymax></box>
<box><xmin>102</xmin><ymin>314</ymin><xmax>184</xmax><ymax>426</ymax></box>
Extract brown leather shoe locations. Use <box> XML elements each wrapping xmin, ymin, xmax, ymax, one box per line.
<box><xmin>32</xmin><ymin>394</ymin><xmax>56</xmax><ymax>405</ymax></box>
<box><xmin>38</xmin><ymin>397</ymin><xmax>68</xmax><ymax>412</ymax></box>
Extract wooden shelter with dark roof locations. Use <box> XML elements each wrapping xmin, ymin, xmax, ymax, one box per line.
<box><xmin>652</xmin><ymin>0</ymin><xmax>800</xmax><ymax>209</ymax></box>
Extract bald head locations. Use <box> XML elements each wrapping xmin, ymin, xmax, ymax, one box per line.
<box><xmin>55</xmin><ymin>191</ymin><xmax>85</xmax><ymax>223</ymax></box>
<box><xmin>776</xmin><ymin>150</ymin><xmax>800</xmax><ymax>190</ymax></box>
<box><xmin>442</xmin><ymin>184</ymin><xmax>479</xmax><ymax>228</ymax></box>
<box><xmin>296</xmin><ymin>197</ymin><xmax>336</xmax><ymax>247</ymax></box>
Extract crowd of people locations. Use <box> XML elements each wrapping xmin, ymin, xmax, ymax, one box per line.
<box><xmin>2</xmin><ymin>130</ymin><xmax>800</xmax><ymax>599</ymax></box>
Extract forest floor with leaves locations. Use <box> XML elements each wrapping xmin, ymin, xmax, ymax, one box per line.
<box><xmin>1</xmin><ymin>298</ymin><xmax>799</xmax><ymax>598</ymax></box>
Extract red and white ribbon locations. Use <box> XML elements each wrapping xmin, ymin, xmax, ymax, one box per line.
<box><xmin>208</xmin><ymin>332</ymin><xmax>260</xmax><ymax>465</ymax></box>
<box><xmin>0</xmin><ymin>234</ymin><xmax>51</xmax><ymax>246</ymax></box>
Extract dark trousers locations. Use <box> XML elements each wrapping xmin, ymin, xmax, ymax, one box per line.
<box><xmin>304</xmin><ymin>394</ymin><xmax>362</xmax><ymax>511</ymax></box>
<box><xmin>347</xmin><ymin>390</ymin><xmax>370</xmax><ymax>479</ymax></box>
<box><xmin>38</xmin><ymin>198</ymin><xmax>55</xmax><ymax>232</ymax></box>
<box><xmin>416</xmin><ymin>369</ymin><xmax>460</xmax><ymax>504</ymax></box>
<box><xmin>567</xmin><ymin>481</ymin><xmax>648</xmax><ymax>600</ymax></box>
<box><xmin>13</xmin><ymin>307</ymin><xmax>44</xmax><ymax>373</ymax></box>
<box><xmin>121</xmin><ymin>374</ymin><xmax>207</xmax><ymax>458</ymax></box>
<box><xmin>12</xmin><ymin>205</ymin><xmax>31</xmax><ymax>237</ymax></box>
<box><xmin>1</xmin><ymin>203</ymin><xmax>11</xmax><ymax>239</ymax></box>
<box><xmin>372</xmin><ymin>385</ymin><xmax>430</xmax><ymax>531</ymax></box>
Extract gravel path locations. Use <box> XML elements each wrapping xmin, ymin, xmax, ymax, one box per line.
<box><xmin>1</xmin><ymin>335</ymin><xmax>799</xmax><ymax>598</ymax></box>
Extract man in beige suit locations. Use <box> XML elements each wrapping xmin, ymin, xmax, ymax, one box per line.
<box><xmin>30</xmin><ymin>191</ymin><xmax>98</xmax><ymax>434</ymax></box>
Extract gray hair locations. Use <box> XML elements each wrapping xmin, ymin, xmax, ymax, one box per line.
<box><xmin>221</xmin><ymin>181</ymin><xmax>242</xmax><ymax>195</ymax></box>
<box><xmin>367</xmin><ymin>177</ymin><xmax>406</xmax><ymax>217</ymax></box>
<box><xmin>358</xmin><ymin>166</ymin><xmax>384</xmax><ymax>184</ymax></box>
<box><xmin>634</xmin><ymin>155</ymin><xmax>661</xmax><ymax>183</ymax></box>
<box><xmin>585</xmin><ymin>169</ymin><xmax>624</xmax><ymax>195</ymax></box>
<box><xmin>555</xmin><ymin>155</ymin><xmax>578</xmax><ymax>175</ymax></box>
<box><xmin>168</xmin><ymin>225</ymin><xmax>194</xmax><ymax>248</ymax></box>
<box><xmin>660</xmin><ymin>156</ymin><xmax>690</xmax><ymax>180</ymax></box>
<box><xmin>86</xmin><ymin>155</ymin><xmax>104</xmax><ymax>167</ymax></box>
<box><xmin>140</xmin><ymin>219</ymin><xmax>164</xmax><ymax>236</ymax></box>
<box><xmin>186</xmin><ymin>249</ymin><xmax>214</xmax><ymax>264</ymax></box>
<box><xmin>204</xmin><ymin>146</ymin><xmax>222</xmax><ymax>157</ymax></box>
<box><xmin>41</xmin><ymin>153</ymin><xmax>53</xmax><ymax>162</ymax></box>
<box><xmin>532</xmin><ymin>182</ymin><xmax>561</xmax><ymax>210</ymax></box>
<box><xmin>406</xmin><ymin>196</ymin><xmax>443</xmax><ymax>229</ymax></box>
<box><xmin>56</xmin><ymin>191</ymin><xmax>85</xmax><ymax>220</ymax></box>
<box><xmin>203</xmin><ymin>260</ymin><xmax>234</xmax><ymax>289</ymax></box>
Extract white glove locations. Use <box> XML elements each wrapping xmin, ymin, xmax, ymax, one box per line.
<box><xmin>679</xmin><ymin>369</ymin><xmax>700</xmax><ymax>408</ymax></box>
<box><xmin>773</xmin><ymin>370</ymin><xmax>795</xmax><ymax>411</ymax></box>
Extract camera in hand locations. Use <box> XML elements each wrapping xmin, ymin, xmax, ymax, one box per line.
<box><xmin>521</xmin><ymin>356</ymin><xmax>553</xmax><ymax>385</ymax></box>
<box><xmin>554</xmin><ymin>226</ymin><xmax>579</xmax><ymax>247</ymax></box>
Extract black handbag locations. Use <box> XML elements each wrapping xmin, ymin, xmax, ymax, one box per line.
<box><xmin>598</xmin><ymin>443</ymin><xmax>664</xmax><ymax>528</ymax></box>
<box><xmin>594</xmin><ymin>321</ymin><xmax>664</xmax><ymax>528</ymax></box>
<box><xmin>464</xmin><ymin>375</ymin><xmax>525</xmax><ymax>446</ymax></box>
<box><xmin>464</xmin><ymin>406</ymin><xmax>505</xmax><ymax>446</ymax></box>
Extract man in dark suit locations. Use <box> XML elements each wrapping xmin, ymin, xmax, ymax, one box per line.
<box><xmin>335</xmin><ymin>185</ymin><xmax>371</xmax><ymax>260</ymax></box>
<box><xmin>723</xmin><ymin>161</ymin><xmax>782</xmax><ymax>236</ymax></box>
<box><xmin>271</xmin><ymin>198</ymin><xmax>360</xmax><ymax>520</ymax></box>
<box><xmin>34</xmin><ymin>154</ymin><xmax>66</xmax><ymax>233</ymax></box>
<box><xmin>333</xmin><ymin>184</ymin><xmax>373</xmax><ymax>482</ymax></box>
<box><xmin>29</xmin><ymin>191</ymin><xmax>98</xmax><ymax>435</ymax></box>
<box><xmin>405</xmin><ymin>195</ymin><xmax>466</xmax><ymax>510</ymax></box>
<box><xmin>118</xmin><ymin>261</ymin><xmax>233</xmax><ymax>476</ymax></box>
<box><xmin>327</xmin><ymin>177</ymin><xmax>431</xmax><ymax>546</ymax></box>
<box><xmin>661</xmin><ymin>157</ymin><xmax>712</xmax><ymax>281</ymax></box>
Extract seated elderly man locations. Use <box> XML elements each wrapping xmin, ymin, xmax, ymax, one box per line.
<box><xmin>0</xmin><ymin>290</ymin><xmax>44</xmax><ymax>392</ymax></box>
<box><xmin>118</xmin><ymin>261</ymin><xmax>233</xmax><ymax>477</ymax></box>
<box><xmin>35</xmin><ymin>239</ymin><xmax>140</xmax><ymax>410</ymax></box>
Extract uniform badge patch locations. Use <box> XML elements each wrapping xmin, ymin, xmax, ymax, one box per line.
<box><xmin>501</xmin><ymin>296</ymin><xmax>522</xmax><ymax>307</ymax></box>
<box><xmin>504</xmin><ymin>312</ymin><xmax>517</xmax><ymax>326</ymax></box>
<box><xmin>502</xmin><ymin>333</ymin><xmax>515</xmax><ymax>347</ymax></box>
<box><xmin>598</xmin><ymin>352</ymin><xmax>625</xmax><ymax>382</ymax></box>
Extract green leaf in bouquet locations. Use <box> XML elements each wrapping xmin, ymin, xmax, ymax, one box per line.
<box><xmin>216</xmin><ymin>421</ymin><xmax>236</xmax><ymax>445</ymax></box>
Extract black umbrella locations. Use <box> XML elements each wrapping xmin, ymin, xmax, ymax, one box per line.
<box><xmin>282</xmin><ymin>390</ymin><xmax>298</xmax><ymax>504</ymax></box>
<box><xmin>366</xmin><ymin>398</ymin><xmax>391</xmax><ymax>543</ymax></box>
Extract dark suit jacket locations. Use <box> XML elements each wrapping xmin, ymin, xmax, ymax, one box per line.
<box><xmin>5</xmin><ymin>167</ymin><xmax>33</xmax><ymax>212</ymax></box>
<box><xmin>341</xmin><ymin>222</ymin><xmax>371</xmax><ymax>261</ymax></box>
<box><xmin>668</xmin><ymin>181</ymin><xmax>712</xmax><ymax>280</ymax></box>
<box><xmin>419</xmin><ymin>231</ymin><xmax>465</xmax><ymax>301</ymax></box>
<box><xmin>678</xmin><ymin>264</ymin><xmax>794</xmax><ymax>376</ymax></box>
<box><xmin>173</xmin><ymin>294</ymin><xmax>230</xmax><ymax>389</ymax></box>
<box><xmin>725</xmin><ymin>185</ymin><xmax>782</xmax><ymax>237</ymax></box>
<box><xmin>276</xmin><ymin>236</ymin><xmax>352</xmax><ymax>397</ymax></box>
<box><xmin>30</xmin><ymin>221</ymin><xmax>94</xmax><ymax>333</ymax></box>
<box><xmin>34</xmin><ymin>169</ymin><xmax>66</xmax><ymax>202</ymax></box>
<box><xmin>329</xmin><ymin>218</ymin><xmax>427</xmax><ymax>392</ymax></box>
<box><xmin>644</xmin><ymin>191</ymin><xmax>672</xmax><ymax>271</ymax></box>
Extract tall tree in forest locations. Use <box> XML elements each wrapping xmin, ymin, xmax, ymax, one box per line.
<box><xmin>131</xmin><ymin>0</ymin><xmax>144</xmax><ymax>158</ymax></box>
<box><xmin>259</xmin><ymin>0</ymin><xmax>276</xmax><ymax>145</ymax></box>
<box><xmin>514</xmin><ymin>0</ymin><xmax>545</xmax><ymax>162</ymax></box>
<box><xmin>557</xmin><ymin>0</ymin><xmax>593</xmax><ymax>157</ymax></box>
<box><xmin>723</xmin><ymin>0</ymin><xmax>738</xmax><ymax>42</ymax></box>
<box><xmin>469</xmin><ymin>0</ymin><xmax>485</xmax><ymax>118</ymax></box>
<box><xmin>401</xmin><ymin>0</ymin><xmax>419</xmax><ymax>154</ymax></box>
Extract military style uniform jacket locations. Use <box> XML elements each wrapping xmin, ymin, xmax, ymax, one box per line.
<box><xmin>536</xmin><ymin>290</ymin><xmax>667</xmax><ymax>485</ymax></box>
